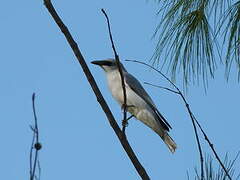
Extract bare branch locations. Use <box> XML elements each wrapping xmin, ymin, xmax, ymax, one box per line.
<box><xmin>101</xmin><ymin>9</ymin><xmax>128</xmax><ymax>134</ymax></box>
<box><xmin>30</xmin><ymin>93</ymin><xmax>41</xmax><ymax>180</ymax></box>
<box><xmin>127</xmin><ymin>59</ymin><xmax>233</xmax><ymax>180</ymax></box>
<box><xmin>193</xmin><ymin>114</ymin><xmax>234</xmax><ymax>180</ymax></box>
<box><xmin>43</xmin><ymin>1</ymin><xmax>150</xmax><ymax>179</ymax></box>
<box><xmin>127</xmin><ymin>59</ymin><xmax>204</xmax><ymax>180</ymax></box>
<box><xmin>29</xmin><ymin>126</ymin><xmax>35</xmax><ymax>178</ymax></box>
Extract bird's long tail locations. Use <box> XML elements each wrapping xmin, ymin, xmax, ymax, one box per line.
<box><xmin>162</xmin><ymin>132</ymin><xmax>177</xmax><ymax>153</ymax></box>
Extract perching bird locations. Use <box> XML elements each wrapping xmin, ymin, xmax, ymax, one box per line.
<box><xmin>91</xmin><ymin>59</ymin><xmax>177</xmax><ymax>153</ymax></box>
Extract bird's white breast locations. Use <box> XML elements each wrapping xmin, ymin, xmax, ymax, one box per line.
<box><xmin>106</xmin><ymin>70</ymin><xmax>146</xmax><ymax>108</ymax></box>
<box><xmin>105</xmin><ymin>70</ymin><xmax>161</xmax><ymax>133</ymax></box>
<box><xmin>106</xmin><ymin>70</ymin><xmax>124</xmax><ymax>104</ymax></box>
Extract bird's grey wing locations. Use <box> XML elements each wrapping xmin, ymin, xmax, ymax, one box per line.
<box><xmin>124</xmin><ymin>72</ymin><xmax>172</xmax><ymax>131</ymax></box>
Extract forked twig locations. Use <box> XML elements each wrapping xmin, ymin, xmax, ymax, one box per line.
<box><xmin>126</xmin><ymin>59</ymin><xmax>204</xmax><ymax>179</ymax></box>
<box><xmin>30</xmin><ymin>93</ymin><xmax>42</xmax><ymax>180</ymax></box>
<box><xmin>126</xmin><ymin>59</ymin><xmax>233</xmax><ymax>180</ymax></box>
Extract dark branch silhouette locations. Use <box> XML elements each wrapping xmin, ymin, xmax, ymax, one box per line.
<box><xmin>43</xmin><ymin>1</ymin><xmax>150</xmax><ymax>179</ymax></box>
<box><xmin>126</xmin><ymin>59</ymin><xmax>232</xmax><ymax>180</ymax></box>
<box><xmin>30</xmin><ymin>93</ymin><xmax>42</xmax><ymax>180</ymax></box>
<box><xmin>101</xmin><ymin>9</ymin><xmax>128</xmax><ymax>134</ymax></box>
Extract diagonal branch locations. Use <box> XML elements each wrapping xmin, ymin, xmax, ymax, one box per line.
<box><xmin>127</xmin><ymin>59</ymin><xmax>232</xmax><ymax>180</ymax></box>
<box><xmin>42</xmin><ymin>1</ymin><xmax>150</xmax><ymax>179</ymax></box>
<box><xmin>101</xmin><ymin>9</ymin><xmax>128</xmax><ymax>134</ymax></box>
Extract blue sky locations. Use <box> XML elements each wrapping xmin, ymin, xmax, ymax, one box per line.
<box><xmin>0</xmin><ymin>0</ymin><xmax>239</xmax><ymax>179</ymax></box>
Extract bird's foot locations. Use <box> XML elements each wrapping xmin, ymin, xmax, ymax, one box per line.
<box><xmin>121</xmin><ymin>115</ymin><xmax>134</xmax><ymax>132</ymax></box>
<box><xmin>122</xmin><ymin>119</ymin><xmax>129</xmax><ymax>128</ymax></box>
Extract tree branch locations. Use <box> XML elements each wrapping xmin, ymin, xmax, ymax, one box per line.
<box><xmin>127</xmin><ymin>59</ymin><xmax>232</xmax><ymax>180</ymax></box>
<box><xmin>42</xmin><ymin>1</ymin><xmax>150</xmax><ymax>179</ymax></box>
<box><xmin>101</xmin><ymin>9</ymin><xmax>128</xmax><ymax>134</ymax></box>
<box><xmin>30</xmin><ymin>93</ymin><xmax>41</xmax><ymax>180</ymax></box>
<box><xmin>126</xmin><ymin>60</ymin><xmax>232</xmax><ymax>180</ymax></box>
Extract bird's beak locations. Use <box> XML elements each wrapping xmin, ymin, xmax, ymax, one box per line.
<box><xmin>91</xmin><ymin>60</ymin><xmax>108</xmax><ymax>66</ymax></box>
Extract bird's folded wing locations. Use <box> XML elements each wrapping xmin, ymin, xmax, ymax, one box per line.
<box><xmin>124</xmin><ymin>72</ymin><xmax>172</xmax><ymax>131</ymax></box>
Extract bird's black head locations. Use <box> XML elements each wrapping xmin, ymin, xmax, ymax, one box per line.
<box><xmin>91</xmin><ymin>59</ymin><xmax>126</xmax><ymax>72</ymax></box>
<box><xmin>91</xmin><ymin>59</ymin><xmax>115</xmax><ymax>67</ymax></box>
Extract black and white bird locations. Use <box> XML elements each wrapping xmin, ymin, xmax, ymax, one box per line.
<box><xmin>91</xmin><ymin>59</ymin><xmax>177</xmax><ymax>153</ymax></box>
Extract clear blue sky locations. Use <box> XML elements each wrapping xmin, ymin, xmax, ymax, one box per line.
<box><xmin>0</xmin><ymin>0</ymin><xmax>239</xmax><ymax>179</ymax></box>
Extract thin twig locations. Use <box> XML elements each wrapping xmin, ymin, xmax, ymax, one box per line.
<box><xmin>43</xmin><ymin>1</ymin><xmax>150</xmax><ymax>179</ymax></box>
<box><xmin>144</xmin><ymin>82</ymin><xmax>180</xmax><ymax>94</ymax></box>
<box><xmin>127</xmin><ymin>59</ymin><xmax>232</xmax><ymax>180</ymax></box>
<box><xmin>101</xmin><ymin>9</ymin><xmax>128</xmax><ymax>134</ymax></box>
<box><xmin>127</xmin><ymin>60</ymin><xmax>204</xmax><ymax>178</ymax></box>
<box><xmin>32</xmin><ymin>93</ymin><xmax>39</xmax><ymax>142</ymax></box>
<box><xmin>37</xmin><ymin>159</ymin><xmax>41</xmax><ymax>180</ymax></box>
<box><xmin>193</xmin><ymin>114</ymin><xmax>233</xmax><ymax>180</ymax></box>
<box><xmin>31</xmin><ymin>94</ymin><xmax>39</xmax><ymax>180</ymax></box>
<box><xmin>30</xmin><ymin>93</ymin><xmax>41</xmax><ymax>180</ymax></box>
<box><xmin>29</xmin><ymin>126</ymin><xmax>35</xmax><ymax>178</ymax></box>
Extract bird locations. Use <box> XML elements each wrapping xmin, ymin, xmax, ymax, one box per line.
<box><xmin>91</xmin><ymin>59</ymin><xmax>177</xmax><ymax>153</ymax></box>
